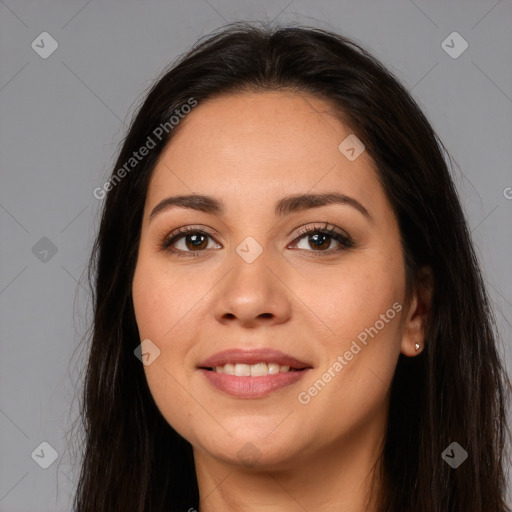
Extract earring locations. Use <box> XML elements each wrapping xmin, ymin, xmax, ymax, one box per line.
<box><xmin>415</xmin><ymin>343</ymin><xmax>421</xmax><ymax>351</ymax></box>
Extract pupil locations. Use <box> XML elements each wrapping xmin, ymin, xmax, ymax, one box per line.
<box><xmin>310</xmin><ymin>233</ymin><xmax>329</xmax><ymax>250</ymax></box>
<box><xmin>187</xmin><ymin>234</ymin><xmax>206</xmax><ymax>250</ymax></box>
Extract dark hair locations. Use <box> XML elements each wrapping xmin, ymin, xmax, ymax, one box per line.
<box><xmin>71</xmin><ymin>21</ymin><xmax>511</xmax><ymax>511</ymax></box>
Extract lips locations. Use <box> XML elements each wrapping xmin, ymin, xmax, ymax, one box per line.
<box><xmin>198</xmin><ymin>348</ymin><xmax>312</xmax><ymax>370</ymax></box>
<box><xmin>197</xmin><ymin>348</ymin><xmax>313</xmax><ymax>398</ymax></box>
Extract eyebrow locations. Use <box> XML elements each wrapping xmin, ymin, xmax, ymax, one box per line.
<box><xmin>149</xmin><ymin>192</ymin><xmax>372</xmax><ymax>222</ymax></box>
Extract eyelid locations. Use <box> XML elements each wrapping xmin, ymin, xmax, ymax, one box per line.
<box><xmin>292</xmin><ymin>222</ymin><xmax>351</xmax><ymax>241</ymax></box>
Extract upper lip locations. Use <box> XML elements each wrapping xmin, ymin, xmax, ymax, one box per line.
<box><xmin>198</xmin><ymin>348</ymin><xmax>312</xmax><ymax>370</ymax></box>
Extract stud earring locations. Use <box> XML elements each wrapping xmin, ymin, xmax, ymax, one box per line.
<box><xmin>415</xmin><ymin>343</ymin><xmax>421</xmax><ymax>351</ymax></box>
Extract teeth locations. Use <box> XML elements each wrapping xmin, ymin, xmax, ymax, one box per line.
<box><xmin>250</xmin><ymin>362</ymin><xmax>268</xmax><ymax>377</ymax></box>
<box><xmin>235</xmin><ymin>363</ymin><xmax>251</xmax><ymax>376</ymax></box>
<box><xmin>212</xmin><ymin>362</ymin><xmax>295</xmax><ymax>376</ymax></box>
<box><xmin>268</xmin><ymin>363</ymin><xmax>280</xmax><ymax>374</ymax></box>
<box><xmin>223</xmin><ymin>363</ymin><xmax>235</xmax><ymax>375</ymax></box>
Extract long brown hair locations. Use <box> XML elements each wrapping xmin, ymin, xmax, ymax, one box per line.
<box><xmin>71</xmin><ymin>22</ymin><xmax>511</xmax><ymax>511</ymax></box>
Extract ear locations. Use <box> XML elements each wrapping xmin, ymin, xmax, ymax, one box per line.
<box><xmin>400</xmin><ymin>266</ymin><xmax>433</xmax><ymax>357</ymax></box>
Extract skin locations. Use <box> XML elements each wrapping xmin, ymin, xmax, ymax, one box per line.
<box><xmin>131</xmin><ymin>90</ymin><xmax>431</xmax><ymax>511</ymax></box>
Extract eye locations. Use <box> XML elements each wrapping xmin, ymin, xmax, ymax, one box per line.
<box><xmin>289</xmin><ymin>223</ymin><xmax>354</xmax><ymax>254</ymax></box>
<box><xmin>161</xmin><ymin>226</ymin><xmax>221</xmax><ymax>257</ymax></box>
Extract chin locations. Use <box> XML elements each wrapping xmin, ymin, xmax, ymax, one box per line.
<box><xmin>193</xmin><ymin>429</ymin><xmax>306</xmax><ymax>470</ymax></box>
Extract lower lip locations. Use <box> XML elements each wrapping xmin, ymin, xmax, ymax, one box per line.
<box><xmin>198</xmin><ymin>368</ymin><xmax>310</xmax><ymax>398</ymax></box>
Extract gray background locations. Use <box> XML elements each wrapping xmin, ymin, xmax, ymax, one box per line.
<box><xmin>1</xmin><ymin>0</ymin><xmax>511</xmax><ymax>510</ymax></box>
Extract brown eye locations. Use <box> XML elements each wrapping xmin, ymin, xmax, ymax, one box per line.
<box><xmin>305</xmin><ymin>232</ymin><xmax>332</xmax><ymax>251</ymax></box>
<box><xmin>290</xmin><ymin>225</ymin><xmax>354</xmax><ymax>254</ymax></box>
<box><xmin>161</xmin><ymin>227</ymin><xmax>221</xmax><ymax>256</ymax></box>
<box><xmin>181</xmin><ymin>233</ymin><xmax>209</xmax><ymax>251</ymax></box>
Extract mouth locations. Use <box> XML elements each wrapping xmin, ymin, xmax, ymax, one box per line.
<box><xmin>199</xmin><ymin>362</ymin><xmax>307</xmax><ymax>376</ymax></box>
<box><xmin>197</xmin><ymin>348</ymin><xmax>313</xmax><ymax>398</ymax></box>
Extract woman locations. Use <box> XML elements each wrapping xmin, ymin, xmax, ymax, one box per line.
<box><xmin>73</xmin><ymin>22</ymin><xmax>511</xmax><ymax>511</ymax></box>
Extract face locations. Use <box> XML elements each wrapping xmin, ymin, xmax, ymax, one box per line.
<box><xmin>132</xmin><ymin>90</ymin><xmax>423</xmax><ymax>471</ymax></box>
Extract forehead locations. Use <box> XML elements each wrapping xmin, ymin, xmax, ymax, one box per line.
<box><xmin>146</xmin><ymin>91</ymin><xmax>384</xmax><ymax>217</ymax></box>
<box><xmin>162</xmin><ymin>90</ymin><xmax>350</xmax><ymax>165</ymax></box>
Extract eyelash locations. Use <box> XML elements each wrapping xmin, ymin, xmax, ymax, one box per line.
<box><xmin>160</xmin><ymin>223</ymin><xmax>354</xmax><ymax>258</ymax></box>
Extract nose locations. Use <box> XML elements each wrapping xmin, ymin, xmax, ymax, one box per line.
<box><xmin>212</xmin><ymin>247</ymin><xmax>292</xmax><ymax>328</ymax></box>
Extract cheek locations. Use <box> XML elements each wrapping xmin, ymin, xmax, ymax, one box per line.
<box><xmin>295</xmin><ymin>286</ymin><xmax>403</xmax><ymax>443</ymax></box>
<box><xmin>132</xmin><ymin>255</ymin><xmax>206</xmax><ymax>342</ymax></box>
<box><xmin>292</xmin><ymin>250</ymin><xmax>404</xmax><ymax>411</ymax></box>
<box><xmin>131</xmin><ymin>257</ymin><xmax>199</xmax><ymax>407</ymax></box>
<box><xmin>293</xmin><ymin>252</ymin><xmax>404</xmax><ymax>347</ymax></box>
<box><xmin>132</xmin><ymin>259</ymin><xmax>211</xmax><ymax>443</ymax></box>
